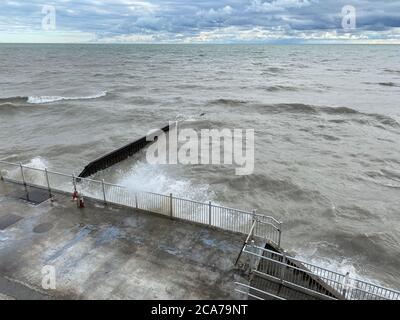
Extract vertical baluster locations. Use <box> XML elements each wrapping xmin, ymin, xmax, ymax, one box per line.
<box><xmin>280</xmin><ymin>251</ymin><xmax>286</xmax><ymax>284</ymax></box>
<box><xmin>101</xmin><ymin>180</ymin><xmax>106</xmax><ymax>205</ymax></box>
<box><xmin>44</xmin><ymin>168</ymin><xmax>52</xmax><ymax>198</ymax></box>
<box><xmin>169</xmin><ymin>193</ymin><xmax>173</xmax><ymax>219</ymax></box>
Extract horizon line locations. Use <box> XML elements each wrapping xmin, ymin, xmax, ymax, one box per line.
<box><xmin>1</xmin><ymin>42</ymin><xmax>400</xmax><ymax>45</ymax></box>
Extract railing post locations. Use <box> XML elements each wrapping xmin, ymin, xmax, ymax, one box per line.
<box><xmin>252</xmin><ymin>209</ymin><xmax>257</xmax><ymax>238</ymax></box>
<box><xmin>102</xmin><ymin>179</ymin><xmax>107</xmax><ymax>205</ymax></box>
<box><xmin>278</xmin><ymin>222</ymin><xmax>282</xmax><ymax>248</ymax></box>
<box><xmin>208</xmin><ymin>201</ymin><xmax>212</xmax><ymax>226</ymax></box>
<box><xmin>135</xmin><ymin>192</ymin><xmax>138</xmax><ymax>209</ymax></box>
<box><xmin>249</xmin><ymin>240</ymin><xmax>256</xmax><ymax>272</ymax></box>
<box><xmin>169</xmin><ymin>193</ymin><xmax>173</xmax><ymax>219</ymax></box>
<box><xmin>45</xmin><ymin>168</ymin><xmax>52</xmax><ymax>198</ymax></box>
<box><xmin>19</xmin><ymin>162</ymin><xmax>26</xmax><ymax>187</ymax></box>
<box><xmin>342</xmin><ymin>272</ymin><xmax>350</xmax><ymax>299</ymax></box>
<box><xmin>280</xmin><ymin>250</ymin><xmax>287</xmax><ymax>283</ymax></box>
<box><xmin>72</xmin><ymin>173</ymin><xmax>77</xmax><ymax>193</ymax></box>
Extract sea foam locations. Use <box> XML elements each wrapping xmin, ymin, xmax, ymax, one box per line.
<box><xmin>27</xmin><ymin>91</ymin><xmax>107</xmax><ymax>104</ymax></box>
<box><xmin>117</xmin><ymin>161</ymin><xmax>214</xmax><ymax>203</ymax></box>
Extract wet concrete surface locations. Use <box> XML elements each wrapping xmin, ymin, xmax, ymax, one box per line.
<box><xmin>0</xmin><ymin>181</ymin><xmax>246</xmax><ymax>300</ymax></box>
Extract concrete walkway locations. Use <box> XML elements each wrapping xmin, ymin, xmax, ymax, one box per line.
<box><xmin>0</xmin><ymin>181</ymin><xmax>246</xmax><ymax>300</ymax></box>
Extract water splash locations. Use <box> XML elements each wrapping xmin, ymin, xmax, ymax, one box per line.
<box><xmin>117</xmin><ymin>161</ymin><xmax>214</xmax><ymax>202</ymax></box>
<box><xmin>25</xmin><ymin>156</ymin><xmax>49</xmax><ymax>169</ymax></box>
<box><xmin>294</xmin><ymin>244</ymin><xmax>381</xmax><ymax>286</ymax></box>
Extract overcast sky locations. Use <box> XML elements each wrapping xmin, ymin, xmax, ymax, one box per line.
<box><xmin>0</xmin><ymin>0</ymin><xmax>399</xmax><ymax>43</ymax></box>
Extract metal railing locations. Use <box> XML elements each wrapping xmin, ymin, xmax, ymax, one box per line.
<box><xmin>2</xmin><ymin>160</ymin><xmax>399</xmax><ymax>300</ymax></box>
<box><xmin>0</xmin><ymin>160</ymin><xmax>282</xmax><ymax>247</ymax></box>
<box><xmin>243</xmin><ymin>243</ymin><xmax>400</xmax><ymax>300</ymax></box>
<box><xmin>235</xmin><ymin>282</ymin><xmax>286</xmax><ymax>300</ymax></box>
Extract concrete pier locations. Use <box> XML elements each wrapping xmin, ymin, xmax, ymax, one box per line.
<box><xmin>0</xmin><ymin>181</ymin><xmax>247</xmax><ymax>300</ymax></box>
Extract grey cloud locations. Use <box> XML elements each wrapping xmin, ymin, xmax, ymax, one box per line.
<box><xmin>0</xmin><ymin>0</ymin><xmax>399</xmax><ymax>42</ymax></box>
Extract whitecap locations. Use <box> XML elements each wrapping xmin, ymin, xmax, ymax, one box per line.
<box><xmin>27</xmin><ymin>91</ymin><xmax>107</xmax><ymax>104</ymax></box>
<box><xmin>294</xmin><ymin>244</ymin><xmax>384</xmax><ymax>287</ymax></box>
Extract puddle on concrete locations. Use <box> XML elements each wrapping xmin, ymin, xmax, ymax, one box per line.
<box><xmin>0</xmin><ymin>214</ymin><xmax>23</xmax><ymax>230</ymax></box>
<box><xmin>45</xmin><ymin>225</ymin><xmax>95</xmax><ymax>262</ymax></box>
<box><xmin>33</xmin><ymin>222</ymin><xmax>54</xmax><ymax>234</ymax></box>
<box><xmin>19</xmin><ymin>189</ymin><xmax>51</xmax><ymax>205</ymax></box>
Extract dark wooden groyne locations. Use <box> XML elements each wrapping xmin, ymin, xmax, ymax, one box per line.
<box><xmin>78</xmin><ymin>124</ymin><xmax>172</xmax><ymax>178</ymax></box>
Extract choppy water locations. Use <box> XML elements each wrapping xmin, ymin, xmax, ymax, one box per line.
<box><xmin>0</xmin><ymin>44</ymin><xmax>399</xmax><ymax>289</ymax></box>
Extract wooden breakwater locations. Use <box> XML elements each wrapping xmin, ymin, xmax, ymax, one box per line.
<box><xmin>78</xmin><ymin>124</ymin><xmax>172</xmax><ymax>178</ymax></box>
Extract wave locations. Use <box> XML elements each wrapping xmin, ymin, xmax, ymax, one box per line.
<box><xmin>323</xmin><ymin>108</ymin><xmax>399</xmax><ymax>129</ymax></box>
<box><xmin>378</xmin><ymin>82</ymin><xmax>399</xmax><ymax>87</ymax></box>
<box><xmin>0</xmin><ymin>96</ymin><xmax>27</xmax><ymax>104</ymax></box>
<box><xmin>203</xmin><ymin>101</ymin><xmax>399</xmax><ymax>129</ymax></box>
<box><xmin>264</xmin><ymin>104</ymin><xmax>359</xmax><ymax>115</ymax></box>
<box><xmin>261</xmin><ymin>85</ymin><xmax>299</xmax><ymax>92</ymax></box>
<box><xmin>316</xmin><ymin>134</ymin><xmax>341</xmax><ymax>142</ymax></box>
<box><xmin>224</xmin><ymin>174</ymin><xmax>328</xmax><ymax>205</ymax></box>
<box><xmin>0</xmin><ymin>92</ymin><xmax>107</xmax><ymax>105</ymax></box>
<box><xmin>27</xmin><ymin>91</ymin><xmax>107</xmax><ymax>104</ymax></box>
<box><xmin>320</xmin><ymin>106</ymin><xmax>360</xmax><ymax>115</ymax></box>
<box><xmin>0</xmin><ymin>102</ymin><xmax>21</xmax><ymax>112</ymax></box>
<box><xmin>381</xmin><ymin>169</ymin><xmax>400</xmax><ymax>181</ymax></box>
<box><xmin>364</xmin><ymin>81</ymin><xmax>400</xmax><ymax>88</ymax></box>
<box><xmin>255</xmin><ymin>103</ymin><xmax>317</xmax><ymax>115</ymax></box>
<box><xmin>261</xmin><ymin>67</ymin><xmax>286</xmax><ymax>74</ymax></box>
<box><xmin>175</xmin><ymin>113</ymin><xmax>204</xmax><ymax>122</ymax></box>
<box><xmin>383</xmin><ymin>68</ymin><xmax>400</xmax><ymax>74</ymax></box>
<box><xmin>294</xmin><ymin>244</ymin><xmax>379</xmax><ymax>286</ymax></box>
<box><xmin>293</xmin><ymin>232</ymin><xmax>400</xmax><ymax>290</ymax></box>
<box><xmin>253</xmin><ymin>103</ymin><xmax>399</xmax><ymax>129</ymax></box>
<box><xmin>296</xmin><ymin>250</ymin><xmax>362</xmax><ymax>280</ymax></box>
<box><xmin>373</xmin><ymin>114</ymin><xmax>400</xmax><ymax>127</ymax></box>
<box><xmin>208</xmin><ymin>99</ymin><xmax>249</xmax><ymax>106</ymax></box>
<box><xmin>126</xmin><ymin>96</ymin><xmax>159</xmax><ymax>106</ymax></box>
<box><xmin>363</xmin><ymin>169</ymin><xmax>400</xmax><ymax>188</ymax></box>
